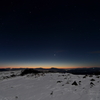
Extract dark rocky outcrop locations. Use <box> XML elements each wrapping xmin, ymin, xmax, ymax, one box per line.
<box><xmin>72</xmin><ymin>81</ymin><xmax>78</xmax><ymax>86</ymax></box>
<box><xmin>20</xmin><ymin>69</ymin><xmax>40</xmax><ymax>76</ymax></box>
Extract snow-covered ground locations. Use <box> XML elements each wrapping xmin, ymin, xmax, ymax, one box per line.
<box><xmin>0</xmin><ymin>71</ymin><xmax>100</xmax><ymax>100</ymax></box>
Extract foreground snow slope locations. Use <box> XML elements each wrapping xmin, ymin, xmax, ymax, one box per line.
<box><xmin>0</xmin><ymin>72</ymin><xmax>100</xmax><ymax>100</ymax></box>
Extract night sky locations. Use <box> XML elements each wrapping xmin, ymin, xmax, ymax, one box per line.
<box><xmin>0</xmin><ymin>0</ymin><xmax>100</xmax><ymax>68</ymax></box>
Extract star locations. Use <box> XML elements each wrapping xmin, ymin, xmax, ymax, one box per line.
<box><xmin>13</xmin><ymin>10</ymin><xmax>15</xmax><ymax>12</ymax></box>
<box><xmin>54</xmin><ymin>54</ymin><xmax>56</xmax><ymax>56</ymax></box>
<box><xmin>29</xmin><ymin>11</ymin><xmax>32</xmax><ymax>14</ymax></box>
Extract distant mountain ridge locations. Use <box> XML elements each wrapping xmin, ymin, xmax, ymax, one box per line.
<box><xmin>67</xmin><ymin>67</ymin><xmax>100</xmax><ymax>75</ymax></box>
<box><xmin>1</xmin><ymin>67</ymin><xmax>100</xmax><ymax>75</ymax></box>
<box><xmin>35</xmin><ymin>67</ymin><xmax>67</xmax><ymax>73</ymax></box>
<box><xmin>0</xmin><ymin>67</ymin><xmax>67</xmax><ymax>73</ymax></box>
<box><xmin>0</xmin><ymin>68</ymin><xmax>26</xmax><ymax>72</ymax></box>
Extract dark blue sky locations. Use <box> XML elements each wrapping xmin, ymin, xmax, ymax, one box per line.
<box><xmin>0</xmin><ymin>0</ymin><xmax>100</xmax><ymax>68</ymax></box>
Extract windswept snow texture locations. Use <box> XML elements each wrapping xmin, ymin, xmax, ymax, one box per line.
<box><xmin>0</xmin><ymin>71</ymin><xmax>100</xmax><ymax>100</ymax></box>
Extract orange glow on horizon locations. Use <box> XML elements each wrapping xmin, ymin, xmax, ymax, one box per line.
<box><xmin>0</xmin><ymin>66</ymin><xmax>95</xmax><ymax>69</ymax></box>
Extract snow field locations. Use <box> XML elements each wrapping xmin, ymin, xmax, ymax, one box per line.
<box><xmin>0</xmin><ymin>72</ymin><xmax>100</xmax><ymax>100</ymax></box>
